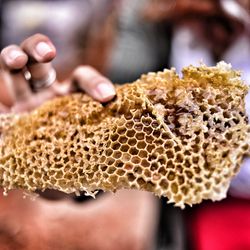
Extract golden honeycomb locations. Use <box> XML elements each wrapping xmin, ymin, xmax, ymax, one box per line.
<box><xmin>0</xmin><ymin>62</ymin><xmax>250</xmax><ymax>208</ymax></box>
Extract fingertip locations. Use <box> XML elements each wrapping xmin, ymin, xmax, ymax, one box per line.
<box><xmin>10</xmin><ymin>54</ymin><xmax>28</xmax><ymax>69</ymax></box>
<box><xmin>34</xmin><ymin>41</ymin><xmax>56</xmax><ymax>63</ymax></box>
<box><xmin>94</xmin><ymin>82</ymin><xmax>116</xmax><ymax>102</ymax></box>
<box><xmin>1</xmin><ymin>47</ymin><xmax>28</xmax><ymax>69</ymax></box>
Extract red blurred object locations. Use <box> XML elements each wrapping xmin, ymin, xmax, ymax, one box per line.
<box><xmin>187</xmin><ymin>197</ymin><xmax>250</xmax><ymax>250</ymax></box>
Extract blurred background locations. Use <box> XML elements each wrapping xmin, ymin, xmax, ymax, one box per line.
<box><xmin>0</xmin><ymin>0</ymin><xmax>250</xmax><ymax>249</ymax></box>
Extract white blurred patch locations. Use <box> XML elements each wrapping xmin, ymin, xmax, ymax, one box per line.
<box><xmin>170</xmin><ymin>26</ymin><xmax>214</xmax><ymax>74</ymax></box>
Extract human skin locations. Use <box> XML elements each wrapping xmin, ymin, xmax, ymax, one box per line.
<box><xmin>0</xmin><ymin>189</ymin><xmax>158</xmax><ymax>250</ymax></box>
<box><xmin>0</xmin><ymin>34</ymin><xmax>158</xmax><ymax>250</ymax></box>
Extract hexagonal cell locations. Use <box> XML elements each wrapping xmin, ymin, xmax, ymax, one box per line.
<box><xmin>138</xmin><ymin>150</ymin><xmax>148</xmax><ymax>158</ymax></box>
<box><xmin>167</xmin><ymin>171</ymin><xmax>175</xmax><ymax>181</ymax></box>
<box><xmin>55</xmin><ymin>170</ymin><xmax>64</xmax><ymax>179</ymax></box>
<box><xmin>111</xmin><ymin>142</ymin><xmax>121</xmax><ymax>150</ymax></box>
<box><xmin>134</xmin><ymin>166</ymin><xmax>143</xmax><ymax>174</ymax></box>
<box><xmin>100</xmin><ymin>164</ymin><xmax>108</xmax><ymax>171</ymax></box>
<box><xmin>126</xmin><ymin>130</ymin><xmax>136</xmax><ymax>138</ymax></box>
<box><xmin>193</xmin><ymin>166</ymin><xmax>201</xmax><ymax>174</ymax></box>
<box><xmin>132</xmin><ymin>111</ymin><xmax>142</xmax><ymax>122</ymax></box>
<box><xmin>129</xmin><ymin>147</ymin><xmax>139</xmax><ymax>155</ymax></box>
<box><xmin>177</xmin><ymin>175</ymin><xmax>185</xmax><ymax>185</ymax></box>
<box><xmin>64</xmin><ymin>172</ymin><xmax>73</xmax><ymax>180</ymax></box>
<box><xmin>53</xmin><ymin>147</ymin><xmax>61</xmax><ymax>154</ymax></box>
<box><xmin>63</xmin><ymin>164</ymin><xmax>71</xmax><ymax>172</ymax></box>
<box><xmin>105</xmin><ymin>149</ymin><xmax>113</xmax><ymax>156</ymax></box>
<box><xmin>131</xmin><ymin>156</ymin><xmax>141</xmax><ymax>164</ymax></box>
<box><xmin>109</xmin><ymin>174</ymin><xmax>118</xmax><ymax>184</ymax></box>
<box><xmin>176</xmin><ymin>153</ymin><xmax>184</xmax><ymax>163</ymax></box>
<box><xmin>105</xmin><ymin>157</ymin><xmax>115</xmax><ymax>165</ymax></box>
<box><xmin>144</xmin><ymin>169</ymin><xmax>152</xmax><ymax>178</ymax></box>
<box><xmin>150</xmin><ymin>162</ymin><xmax>158</xmax><ymax>171</ymax></box>
<box><xmin>154</xmin><ymin>147</ymin><xmax>164</xmax><ymax>154</ymax></box>
<box><xmin>116</xmin><ymin>169</ymin><xmax>125</xmax><ymax>176</ymax></box>
<box><xmin>125</xmin><ymin>121</ymin><xmax>134</xmax><ymax>129</ymax></box>
<box><xmin>145</xmin><ymin>135</ymin><xmax>154</xmax><ymax>143</ymax></box>
<box><xmin>124</xmin><ymin>112</ymin><xmax>133</xmax><ymax>120</ymax></box>
<box><xmin>135</xmin><ymin>132</ymin><xmax>144</xmax><ymax>140</ymax></box>
<box><xmin>124</xmin><ymin>163</ymin><xmax>133</xmax><ymax>170</ymax></box>
<box><xmin>142</xmin><ymin>117</ymin><xmax>152</xmax><ymax>126</ymax></box>
<box><xmin>137</xmin><ymin>141</ymin><xmax>146</xmax><ymax>149</ymax></box>
<box><xmin>110</xmin><ymin>133</ymin><xmax>119</xmax><ymax>142</ymax></box>
<box><xmin>141</xmin><ymin>159</ymin><xmax>150</xmax><ymax>168</ymax></box>
<box><xmin>112</xmin><ymin>151</ymin><xmax>122</xmax><ymax>159</ymax></box>
<box><xmin>184</xmin><ymin>158</ymin><xmax>191</xmax><ymax>168</ymax></box>
<box><xmin>33</xmin><ymin>172</ymin><xmax>42</xmax><ymax>179</ymax></box>
<box><xmin>151</xmin><ymin>121</ymin><xmax>159</xmax><ymax>128</ymax></box>
<box><xmin>99</xmin><ymin>155</ymin><xmax>106</xmax><ymax>163</ymax></box>
<box><xmin>159</xmin><ymin>179</ymin><xmax>168</xmax><ymax>189</ymax></box>
<box><xmin>164</xmin><ymin>140</ymin><xmax>174</xmax><ymax>148</ymax></box>
<box><xmin>118</xmin><ymin>136</ymin><xmax>128</xmax><ymax>144</ymax></box>
<box><xmin>120</xmin><ymin>145</ymin><xmax>129</xmax><ymax>152</ymax></box>
<box><xmin>128</xmin><ymin>138</ymin><xmax>137</xmax><ymax>146</ymax></box>
<box><xmin>158</xmin><ymin>157</ymin><xmax>166</xmax><ymax>166</ymax></box>
<box><xmin>144</xmin><ymin>181</ymin><xmax>155</xmax><ymax>191</ymax></box>
<box><xmin>192</xmin><ymin>156</ymin><xmax>200</xmax><ymax>164</ymax></box>
<box><xmin>143</xmin><ymin>126</ymin><xmax>153</xmax><ymax>135</ymax></box>
<box><xmin>152</xmin><ymin>173</ymin><xmax>161</xmax><ymax>181</ymax></box>
<box><xmin>117</xmin><ymin>127</ymin><xmax>126</xmax><ymax>135</ymax></box>
<box><xmin>107</xmin><ymin>166</ymin><xmax>116</xmax><ymax>174</ymax></box>
<box><xmin>181</xmin><ymin>186</ymin><xmax>188</xmax><ymax>195</ymax></box>
<box><xmin>174</xmin><ymin>146</ymin><xmax>181</xmax><ymax>152</ymax></box>
<box><xmin>205</xmin><ymin>181</ymin><xmax>212</xmax><ymax>189</ymax></box>
<box><xmin>146</xmin><ymin>145</ymin><xmax>154</xmax><ymax>153</ymax></box>
<box><xmin>192</xmin><ymin>144</ymin><xmax>200</xmax><ymax>153</ymax></box>
<box><xmin>116</xmin><ymin>160</ymin><xmax>124</xmax><ymax>168</ymax></box>
<box><xmin>137</xmin><ymin>177</ymin><xmax>146</xmax><ymax>186</ymax></box>
<box><xmin>54</xmin><ymin>163</ymin><xmax>64</xmax><ymax>169</ymax></box>
<box><xmin>127</xmin><ymin>173</ymin><xmax>136</xmax><ymax>182</ymax></box>
<box><xmin>184</xmin><ymin>170</ymin><xmax>193</xmax><ymax>179</ymax></box>
<box><xmin>166</xmin><ymin>150</ymin><xmax>174</xmax><ymax>159</ymax></box>
<box><xmin>121</xmin><ymin>153</ymin><xmax>131</xmax><ymax>162</ymax></box>
<box><xmin>171</xmin><ymin>182</ymin><xmax>178</xmax><ymax>194</ymax></box>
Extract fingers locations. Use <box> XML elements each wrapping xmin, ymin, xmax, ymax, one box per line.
<box><xmin>0</xmin><ymin>33</ymin><xmax>115</xmax><ymax>115</ymax></box>
<box><xmin>72</xmin><ymin>66</ymin><xmax>116</xmax><ymax>102</ymax></box>
<box><xmin>1</xmin><ymin>45</ymin><xmax>32</xmax><ymax>104</ymax></box>
<box><xmin>20</xmin><ymin>34</ymin><xmax>57</xmax><ymax>85</ymax></box>
<box><xmin>1</xmin><ymin>45</ymin><xmax>28</xmax><ymax>69</ymax></box>
<box><xmin>20</xmin><ymin>33</ymin><xmax>56</xmax><ymax>63</ymax></box>
<box><xmin>0</xmin><ymin>34</ymin><xmax>57</xmax><ymax>108</ymax></box>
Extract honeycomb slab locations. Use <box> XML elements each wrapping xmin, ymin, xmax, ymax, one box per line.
<box><xmin>0</xmin><ymin>62</ymin><xmax>250</xmax><ymax>208</ymax></box>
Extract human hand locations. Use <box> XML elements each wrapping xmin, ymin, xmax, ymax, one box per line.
<box><xmin>0</xmin><ymin>34</ymin><xmax>158</xmax><ymax>250</ymax></box>
<box><xmin>0</xmin><ymin>33</ymin><xmax>116</xmax><ymax>113</ymax></box>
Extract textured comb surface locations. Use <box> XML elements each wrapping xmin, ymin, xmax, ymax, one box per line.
<box><xmin>1</xmin><ymin>62</ymin><xmax>250</xmax><ymax>208</ymax></box>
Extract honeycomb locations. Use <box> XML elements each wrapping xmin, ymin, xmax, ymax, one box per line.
<box><xmin>0</xmin><ymin>62</ymin><xmax>250</xmax><ymax>208</ymax></box>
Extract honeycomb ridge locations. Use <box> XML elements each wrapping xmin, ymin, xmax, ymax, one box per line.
<box><xmin>0</xmin><ymin>62</ymin><xmax>250</xmax><ymax>208</ymax></box>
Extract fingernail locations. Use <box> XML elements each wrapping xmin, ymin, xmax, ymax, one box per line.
<box><xmin>96</xmin><ymin>82</ymin><xmax>116</xmax><ymax>100</ymax></box>
<box><xmin>36</xmin><ymin>42</ymin><xmax>53</xmax><ymax>57</ymax></box>
<box><xmin>9</xmin><ymin>50</ymin><xmax>24</xmax><ymax>61</ymax></box>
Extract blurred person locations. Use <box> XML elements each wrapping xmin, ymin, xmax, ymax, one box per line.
<box><xmin>0</xmin><ymin>1</ymin><xmax>159</xmax><ymax>249</ymax></box>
